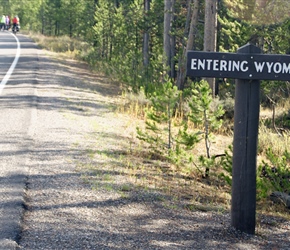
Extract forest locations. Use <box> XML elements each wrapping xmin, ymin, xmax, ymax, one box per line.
<box><xmin>2</xmin><ymin>0</ymin><xmax>289</xmax><ymax>91</ymax></box>
<box><xmin>1</xmin><ymin>0</ymin><xmax>290</xmax><ymax>211</ymax></box>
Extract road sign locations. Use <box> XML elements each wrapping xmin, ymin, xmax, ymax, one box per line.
<box><xmin>187</xmin><ymin>51</ymin><xmax>290</xmax><ymax>81</ymax></box>
<box><xmin>186</xmin><ymin>44</ymin><xmax>290</xmax><ymax>235</ymax></box>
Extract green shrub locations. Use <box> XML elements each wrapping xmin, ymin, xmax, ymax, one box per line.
<box><xmin>136</xmin><ymin>79</ymin><xmax>182</xmax><ymax>157</ymax></box>
<box><xmin>257</xmin><ymin>148</ymin><xmax>290</xmax><ymax>199</ymax></box>
<box><xmin>219</xmin><ymin>145</ymin><xmax>233</xmax><ymax>186</ymax></box>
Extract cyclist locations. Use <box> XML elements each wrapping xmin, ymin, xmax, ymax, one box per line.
<box><xmin>5</xmin><ymin>16</ymin><xmax>10</xmax><ymax>30</ymax></box>
<box><xmin>0</xmin><ymin>15</ymin><xmax>5</xmax><ymax>31</ymax></box>
<box><xmin>12</xmin><ymin>15</ymin><xmax>20</xmax><ymax>32</ymax></box>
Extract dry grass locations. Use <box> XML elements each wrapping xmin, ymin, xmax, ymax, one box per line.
<box><xmin>22</xmin><ymin>31</ymin><xmax>93</xmax><ymax>59</ymax></box>
<box><xmin>259</xmin><ymin>124</ymin><xmax>290</xmax><ymax>156</ymax></box>
<box><xmin>115</xmin><ymin>92</ymin><xmax>290</xmax><ymax>218</ymax></box>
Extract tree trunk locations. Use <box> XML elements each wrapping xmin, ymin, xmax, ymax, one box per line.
<box><xmin>143</xmin><ymin>0</ymin><xmax>151</xmax><ymax>67</ymax></box>
<box><xmin>170</xmin><ymin>0</ymin><xmax>176</xmax><ymax>78</ymax></box>
<box><xmin>41</xmin><ymin>2</ymin><xmax>45</xmax><ymax>34</ymax></box>
<box><xmin>184</xmin><ymin>0</ymin><xmax>193</xmax><ymax>37</ymax></box>
<box><xmin>203</xmin><ymin>0</ymin><xmax>217</xmax><ymax>96</ymax></box>
<box><xmin>176</xmin><ymin>0</ymin><xmax>199</xmax><ymax>90</ymax></box>
<box><xmin>163</xmin><ymin>0</ymin><xmax>173</xmax><ymax>77</ymax></box>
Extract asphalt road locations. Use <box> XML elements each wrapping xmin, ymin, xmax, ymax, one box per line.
<box><xmin>0</xmin><ymin>31</ymin><xmax>38</xmax><ymax>249</ymax></box>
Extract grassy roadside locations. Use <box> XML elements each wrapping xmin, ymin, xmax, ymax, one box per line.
<box><xmin>25</xmin><ymin>31</ymin><xmax>290</xmax><ymax>220</ymax></box>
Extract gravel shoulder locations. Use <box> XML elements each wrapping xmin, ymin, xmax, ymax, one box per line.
<box><xmin>17</xmin><ymin>47</ymin><xmax>290</xmax><ymax>249</ymax></box>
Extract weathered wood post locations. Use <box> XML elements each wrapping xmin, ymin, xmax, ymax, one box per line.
<box><xmin>187</xmin><ymin>45</ymin><xmax>290</xmax><ymax>235</ymax></box>
<box><xmin>231</xmin><ymin>44</ymin><xmax>261</xmax><ymax>234</ymax></box>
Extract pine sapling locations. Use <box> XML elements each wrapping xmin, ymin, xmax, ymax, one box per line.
<box><xmin>186</xmin><ymin>80</ymin><xmax>225</xmax><ymax>177</ymax></box>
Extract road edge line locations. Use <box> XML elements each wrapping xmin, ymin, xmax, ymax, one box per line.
<box><xmin>0</xmin><ymin>32</ymin><xmax>21</xmax><ymax>94</ymax></box>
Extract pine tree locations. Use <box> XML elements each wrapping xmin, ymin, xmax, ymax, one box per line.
<box><xmin>186</xmin><ymin>80</ymin><xmax>224</xmax><ymax>177</ymax></box>
<box><xmin>137</xmin><ymin>79</ymin><xmax>181</xmax><ymax>157</ymax></box>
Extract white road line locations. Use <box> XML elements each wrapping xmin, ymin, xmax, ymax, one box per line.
<box><xmin>0</xmin><ymin>32</ymin><xmax>21</xmax><ymax>94</ymax></box>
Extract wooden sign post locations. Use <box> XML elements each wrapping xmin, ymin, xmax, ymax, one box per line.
<box><xmin>187</xmin><ymin>44</ymin><xmax>290</xmax><ymax>234</ymax></box>
<box><xmin>231</xmin><ymin>44</ymin><xmax>261</xmax><ymax>234</ymax></box>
